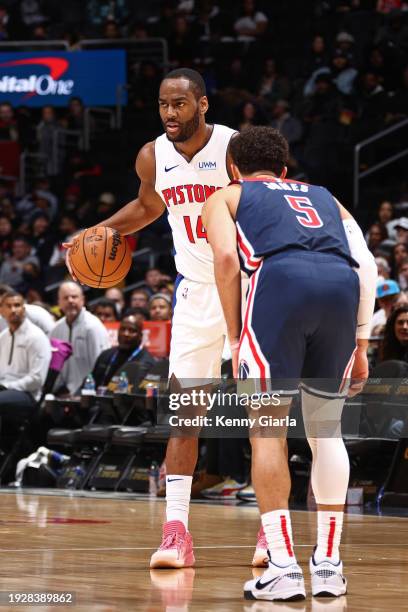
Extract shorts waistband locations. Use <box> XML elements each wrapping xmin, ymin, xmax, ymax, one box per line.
<box><xmin>263</xmin><ymin>250</ymin><xmax>352</xmax><ymax>266</ymax></box>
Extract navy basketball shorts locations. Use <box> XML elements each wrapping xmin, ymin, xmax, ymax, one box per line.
<box><xmin>238</xmin><ymin>251</ymin><xmax>360</xmax><ymax>395</ymax></box>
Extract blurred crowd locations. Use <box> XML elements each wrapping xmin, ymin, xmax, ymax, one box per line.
<box><xmin>0</xmin><ymin>0</ymin><xmax>405</xmax><ymax>368</ymax></box>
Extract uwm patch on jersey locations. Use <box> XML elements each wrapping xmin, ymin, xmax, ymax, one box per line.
<box><xmin>154</xmin><ymin>124</ymin><xmax>236</xmax><ymax>283</ymax></box>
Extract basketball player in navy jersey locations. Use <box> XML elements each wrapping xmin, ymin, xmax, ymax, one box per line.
<box><xmin>203</xmin><ymin>126</ymin><xmax>377</xmax><ymax>601</ymax></box>
<box><xmin>64</xmin><ymin>69</ymin><xmax>269</xmax><ymax>569</ymax></box>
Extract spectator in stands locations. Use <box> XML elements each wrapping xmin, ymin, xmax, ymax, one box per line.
<box><xmin>145</xmin><ymin>267</ymin><xmax>165</xmax><ymax>294</ymax></box>
<box><xmin>379</xmin><ymin>305</ymin><xmax>408</xmax><ymax>362</ymax></box>
<box><xmin>14</xmin><ymin>0</ymin><xmax>51</xmax><ymax>37</ymax></box>
<box><xmin>0</xmin><ymin>283</ymin><xmax>54</xmax><ymax>335</ymax></box>
<box><xmin>64</xmin><ymin>97</ymin><xmax>86</xmax><ymax>131</ymax></box>
<box><xmin>51</xmin><ymin>282</ymin><xmax>110</xmax><ymax>395</ymax></box>
<box><xmin>122</xmin><ymin>306</ymin><xmax>149</xmax><ymax>326</ymax></box>
<box><xmin>376</xmin><ymin>256</ymin><xmax>391</xmax><ymax>281</ymax></box>
<box><xmin>236</xmin><ymin>101</ymin><xmax>265</xmax><ymax>131</ymax></box>
<box><xmin>16</xmin><ymin>179</ymin><xmax>58</xmax><ymax>224</ymax></box>
<box><xmin>0</xmin><ymin>103</ymin><xmax>18</xmax><ymax>141</ymax></box>
<box><xmin>0</xmin><ymin>215</ymin><xmax>13</xmax><ymax>263</ymax></box>
<box><xmin>302</xmin><ymin>35</ymin><xmax>329</xmax><ymax>78</ymax></box>
<box><xmin>32</xmin><ymin>23</ymin><xmax>48</xmax><ymax>40</ymax></box>
<box><xmin>168</xmin><ymin>15</ymin><xmax>195</xmax><ymax>65</ymax></box>
<box><xmin>0</xmin><ymin>236</ymin><xmax>40</xmax><ymax>290</ymax></box>
<box><xmin>392</xmin><ymin>242</ymin><xmax>408</xmax><ymax>276</ymax></box>
<box><xmin>157</xmin><ymin>282</ymin><xmax>174</xmax><ymax>300</ymax></box>
<box><xmin>0</xmin><ymin>290</ymin><xmax>51</xmax><ymax>419</ymax></box>
<box><xmin>105</xmin><ymin>287</ymin><xmax>125</xmax><ymax>316</ymax></box>
<box><xmin>330</xmin><ymin>50</ymin><xmax>358</xmax><ymax>95</ymax></box>
<box><xmin>302</xmin><ymin>73</ymin><xmax>341</xmax><ymax>120</ymax></box>
<box><xmin>89</xmin><ymin>313</ymin><xmax>155</xmax><ymax>389</ymax></box>
<box><xmin>376</xmin><ymin>200</ymin><xmax>398</xmax><ymax>240</ymax></box>
<box><xmin>270</xmin><ymin>100</ymin><xmax>303</xmax><ymax>146</ymax></box>
<box><xmin>49</xmin><ymin>214</ymin><xmax>81</xmax><ymax>267</ymax></box>
<box><xmin>397</xmin><ymin>257</ymin><xmax>408</xmax><ymax>290</ymax></box>
<box><xmin>149</xmin><ymin>293</ymin><xmax>172</xmax><ymax>321</ymax></box>
<box><xmin>30</xmin><ymin>213</ymin><xmax>55</xmax><ymax>270</ymax></box>
<box><xmin>91</xmin><ymin>298</ymin><xmax>119</xmax><ymax>323</ymax></box>
<box><xmin>354</xmin><ymin>71</ymin><xmax>388</xmax><ymax>138</ymax></box>
<box><xmin>256</xmin><ymin>58</ymin><xmax>290</xmax><ymax>106</ymax></box>
<box><xmin>36</xmin><ymin>106</ymin><xmax>59</xmax><ymax>174</ymax></box>
<box><xmin>366</xmin><ymin>222</ymin><xmax>389</xmax><ymax>252</ymax></box>
<box><xmin>130</xmin><ymin>288</ymin><xmax>150</xmax><ymax>309</ymax></box>
<box><xmin>147</xmin><ymin>1</ymin><xmax>175</xmax><ymax>38</ymax></box>
<box><xmin>131</xmin><ymin>61</ymin><xmax>162</xmax><ymax>112</ymax></box>
<box><xmin>395</xmin><ymin>218</ymin><xmax>408</xmax><ymax>244</ymax></box>
<box><xmin>376</xmin><ymin>8</ymin><xmax>408</xmax><ymax>50</ymax></box>
<box><xmin>86</xmin><ymin>0</ymin><xmax>129</xmax><ymax>29</ymax></box>
<box><xmin>233</xmin><ymin>0</ymin><xmax>268</xmax><ymax>41</ymax></box>
<box><xmin>103</xmin><ymin>19</ymin><xmax>121</xmax><ymax>39</ymax></box>
<box><xmin>18</xmin><ymin>260</ymin><xmax>42</xmax><ymax>299</ymax></box>
<box><xmin>371</xmin><ymin>279</ymin><xmax>401</xmax><ymax>332</ymax></box>
<box><xmin>335</xmin><ymin>31</ymin><xmax>355</xmax><ymax>60</ymax></box>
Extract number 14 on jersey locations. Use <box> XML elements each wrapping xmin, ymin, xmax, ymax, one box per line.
<box><xmin>183</xmin><ymin>215</ymin><xmax>208</xmax><ymax>243</ymax></box>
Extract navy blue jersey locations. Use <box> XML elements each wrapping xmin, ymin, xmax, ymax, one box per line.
<box><xmin>235</xmin><ymin>178</ymin><xmax>356</xmax><ymax>275</ymax></box>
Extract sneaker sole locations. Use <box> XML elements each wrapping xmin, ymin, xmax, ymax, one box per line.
<box><xmin>313</xmin><ymin>586</ymin><xmax>347</xmax><ymax>598</ymax></box>
<box><xmin>244</xmin><ymin>589</ymin><xmax>306</xmax><ymax>602</ymax></box>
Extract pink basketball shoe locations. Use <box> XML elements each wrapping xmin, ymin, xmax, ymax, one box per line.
<box><xmin>252</xmin><ymin>526</ymin><xmax>269</xmax><ymax>568</ymax></box>
<box><xmin>150</xmin><ymin>520</ymin><xmax>195</xmax><ymax>569</ymax></box>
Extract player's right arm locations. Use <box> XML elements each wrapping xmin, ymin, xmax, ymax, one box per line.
<box><xmin>63</xmin><ymin>142</ymin><xmax>166</xmax><ymax>276</ymax></box>
<box><xmin>96</xmin><ymin>141</ymin><xmax>166</xmax><ymax>234</ymax></box>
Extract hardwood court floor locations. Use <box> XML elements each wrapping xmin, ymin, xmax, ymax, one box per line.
<box><xmin>0</xmin><ymin>491</ymin><xmax>406</xmax><ymax>611</ymax></box>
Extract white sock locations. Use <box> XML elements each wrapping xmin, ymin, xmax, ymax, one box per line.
<box><xmin>314</xmin><ymin>510</ymin><xmax>343</xmax><ymax>564</ymax></box>
<box><xmin>261</xmin><ymin>509</ymin><xmax>296</xmax><ymax>567</ymax></box>
<box><xmin>165</xmin><ymin>475</ymin><xmax>192</xmax><ymax>529</ymax></box>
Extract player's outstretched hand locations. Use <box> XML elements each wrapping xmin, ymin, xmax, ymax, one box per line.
<box><xmin>348</xmin><ymin>348</ymin><xmax>369</xmax><ymax>397</ymax></box>
<box><xmin>62</xmin><ymin>240</ymin><xmax>77</xmax><ymax>281</ymax></box>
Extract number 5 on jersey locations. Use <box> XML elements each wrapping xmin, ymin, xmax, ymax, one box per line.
<box><xmin>183</xmin><ymin>215</ymin><xmax>208</xmax><ymax>243</ymax></box>
<box><xmin>284</xmin><ymin>195</ymin><xmax>323</xmax><ymax>228</ymax></box>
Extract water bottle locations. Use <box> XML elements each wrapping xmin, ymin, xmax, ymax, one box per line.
<box><xmin>66</xmin><ymin>465</ymin><xmax>85</xmax><ymax>490</ymax></box>
<box><xmin>117</xmin><ymin>371</ymin><xmax>129</xmax><ymax>394</ymax></box>
<box><xmin>82</xmin><ymin>373</ymin><xmax>96</xmax><ymax>396</ymax></box>
<box><xmin>149</xmin><ymin>461</ymin><xmax>159</xmax><ymax>496</ymax></box>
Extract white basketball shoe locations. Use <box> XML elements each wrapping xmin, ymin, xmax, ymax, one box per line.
<box><xmin>310</xmin><ymin>555</ymin><xmax>347</xmax><ymax>597</ymax></box>
<box><xmin>244</xmin><ymin>561</ymin><xmax>306</xmax><ymax>601</ymax></box>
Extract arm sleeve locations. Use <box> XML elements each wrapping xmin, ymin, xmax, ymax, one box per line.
<box><xmin>343</xmin><ymin>218</ymin><xmax>378</xmax><ymax>339</ymax></box>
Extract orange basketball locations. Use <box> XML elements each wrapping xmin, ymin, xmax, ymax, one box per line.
<box><xmin>70</xmin><ymin>227</ymin><xmax>132</xmax><ymax>288</ymax></box>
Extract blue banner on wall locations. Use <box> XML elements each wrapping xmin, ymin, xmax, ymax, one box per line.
<box><xmin>0</xmin><ymin>50</ymin><xmax>127</xmax><ymax>107</ymax></box>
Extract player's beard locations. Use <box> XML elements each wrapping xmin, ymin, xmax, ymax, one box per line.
<box><xmin>165</xmin><ymin>108</ymin><xmax>200</xmax><ymax>143</ymax></box>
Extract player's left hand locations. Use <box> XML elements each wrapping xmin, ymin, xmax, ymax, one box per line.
<box><xmin>348</xmin><ymin>348</ymin><xmax>369</xmax><ymax>397</ymax></box>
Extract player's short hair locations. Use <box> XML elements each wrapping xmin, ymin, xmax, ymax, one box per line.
<box><xmin>230</xmin><ymin>126</ymin><xmax>289</xmax><ymax>176</ymax></box>
<box><xmin>163</xmin><ymin>68</ymin><xmax>206</xmax><ymax>99</ymax></box>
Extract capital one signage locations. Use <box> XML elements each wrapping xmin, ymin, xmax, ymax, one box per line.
<box><xmin>0</xmin><ymin>50</ymin><xmax>126</xmax><ymax>107</ymax></box>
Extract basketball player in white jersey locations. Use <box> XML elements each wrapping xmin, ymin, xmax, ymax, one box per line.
<box><xmin>65</xmin><ymin>68</ymin><xmax>268</xmax><ymax>569</ymax></box>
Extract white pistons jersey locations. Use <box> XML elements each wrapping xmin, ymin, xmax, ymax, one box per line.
<box><xmin>155</xmin><ymin>124</ymin><xmax>236</xmax><ymax>283</ymax></box>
